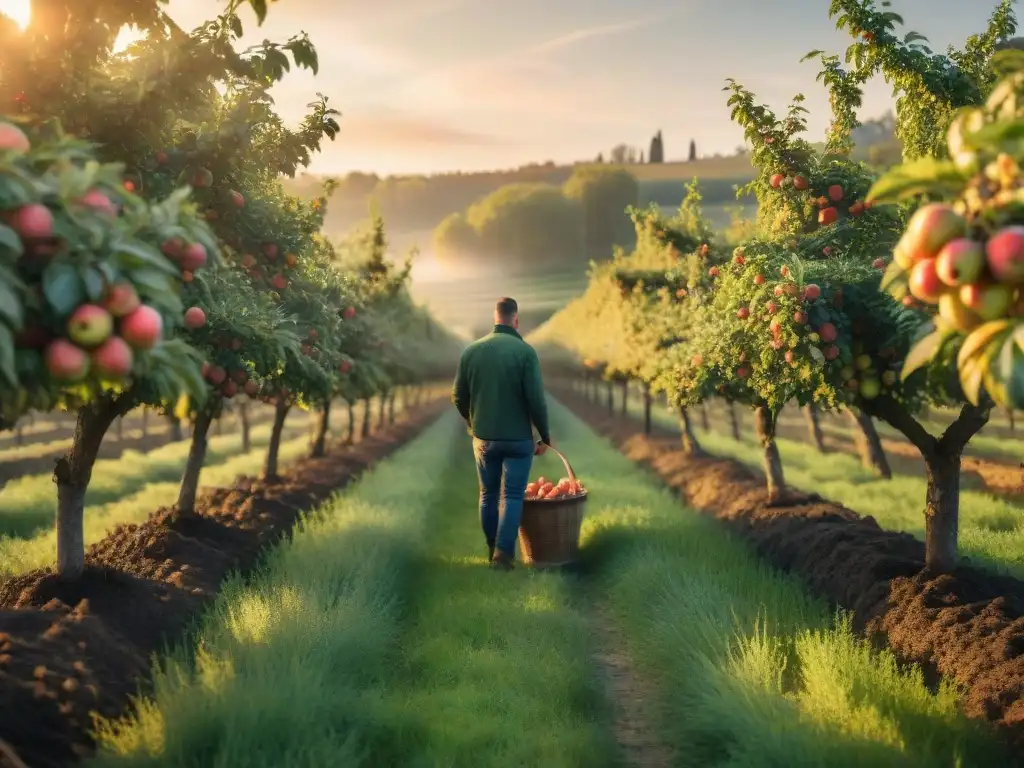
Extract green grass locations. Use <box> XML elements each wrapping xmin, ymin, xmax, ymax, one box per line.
<box><xmin>639</xmin><ymin>400</ymin><xmax>1024</xmax><ymax>578</ymax></box>
<box><xmin>0</xmin><ymin>426</ymin><xmax>314</xmax><ymax>579</ymax></box>
<box><xmin>555</xmin><ymin>398</ymin><xmax>1008</xmax><ymax>766</ymax></box>
<box><xmin>90</xmin><ymin>402</ymin><xmax>1008</xmax><ymax>766</ymax></box>
<box><xmin>0</xmin><ymin>412</ymin><xmax>312</xmax><ymax>542</ymax></box>
<box><xmin>93</xmin><ymin>413</ymin><xmax>616</xmax><ymax>767</ymax></box>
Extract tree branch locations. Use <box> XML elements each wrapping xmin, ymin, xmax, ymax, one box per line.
<box><xmin>937</xmin><ymin>400</ymin><xmax>991</xmax><ymax>454</ymax></box>
<box><xmin>863</xmin><ymin>395</ymin><xmax>937</xmax><ymax>457</ymax></box>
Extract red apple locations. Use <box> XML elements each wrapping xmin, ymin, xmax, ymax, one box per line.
<box><xmin>849</xmin><ymin>202</ymin><xmax>865</xmax><ymax>216</ymax></box>
<box><xmin>985</xmin><ymin>225</ymin><xmax>1024</xmax><ymax>283</ymax></box>
<box><xmin>818</xmin><ymin>207</ymin><xmax>838</xmax><ymax>225</ymax></box>
<box><xmin>271</xmin><ymin>274</ymin><xmax>287</xmax><ymax>290</ymax></box>
<box><xmin>67</xmin><ymin>304</ymin><xmax>113</xmax><ymax>348</ymax></box>
<box><xmin>179</xmin><ymin>243</ymin><xmax>207</xmax><ymax>271</ymax></box>
<box><xmin>156</xmin><ymin>150</ymin><xmax>168</xmax><ymax>164</ymax></box>
<box><xmin>120</xmin><ymin>305</ymin><xmax>163</xmax><ymax>349</ymax></box>
<box><xmin>339</xmin><ymin>360</ymin><xmax>352</xmax><ymax>373</ymax></box>
<box><xmin>221</xmin><ymin>380</ymin><xmax>238</xmax><ymax>397</ymax></box>
<box><xmin>770</xmin><ymin>173</ymin><xmax>785</xmax><ymax>189</ymax></box>
<box><xmin>231</xmin><ymin>190</ymin><xmax>244</xmax><ymax>207</ymax></box>
<box><xmin>766</xmin><ymin>301</ymin><xmax>778</xmax><ymax>314</ymax></box>
<box><xmin>828</xmin><ymin>184</ymin><xmax>844</xmax><ymax>202</ymax></box>
<box><xmin>935</xmin><ymin>238</ymin><xmax>984</xmax><ymax>286</ymax></box>
<box><xmin>785</xmin><ymin>350</ymin><xmax>797</xmax><ymax>364</ymax></box>
<box><xmin>9</xmin><ymin>204</ymin><xmax>53</xmax><ymax>239</ymax></box>
<box><xmin>793</xmin><ymin>311</ymin><xmax>808</xmax><ymax>324</ymax></box>
<box><xmin>184</xmin><ymin>306</ymin><xmax>206</xmax><ymax>329</ymax></box>
<box><xmin>161</xmin><ymin>238</ymin><xmax>183</xmax><ymax>258</ymax></box>
<box><xmin>959</xmin><ymin>282</ymin><xmax>1013</xmax><ymax>320</ymax></box>
<box><xmin>91</xmin><ymin>336</ymin><xmax>134</xmax><ymax>379</ymax></box>
<box><xmin>824</xmin><ymin>345</ymin><xmax>840</xmax><ymax>360</ymax></box>
<box><xmin>818</xmin><ymin>322</ymin><xmax>838</xmax><ymax>343</ymax></box>
<box><xmin>208</xmin><ymin>366</ymin><xmax>227</xmax><ymax>385</ymax></box>
<box><xmin>737</xmin><ymin>307</ymin><xmax>750</xmax><ymax>319</ymax></box>
<box><xmin>244</xmin><ymin>380</ymin><xmax>259</xmax><ymax>396</ymax></box>
<box><xmin>900</xmin><ymin>203</ymin><xmax>967</xmax><ymax>262</ymax></box>
<box><xmin>231</xmin><ymin>369</ymin><xmax>248</xmax><ymax>384</ymax></box>
<box><xmin>103</xmin><ymin>283</ymin><xmax>140</xmax><ymax>317</ymax></box>
<box><xmin>793</xmin><ymin>175</ymin><xmax>809</xmax><ymax>190</ymax></box>
<box><xmin>0</xmin><ymin>121</ymin><xmax>30</xmax><ymax>153</ymax></box>
<box><xmin>80</xmin><ymin>189</ymin><xmax>116</xmax><ymax>217</ymax></box>
<box><xmin>708</xmin><ymin>267</ymin><xmax>719</xmax><ymax>278</ymax></box>
<box><xmin>754</xmin><ymin>274</ymin><xmax>765</xmax><ymax>285</ymax></box>
<box><xmin>263</xmin><ymin>243</ymin><xmax>279</xmax><ymax>259</ymax></box>
<box><xmin>737</xmin><ymin>367</ymin><xmax>750</xmax><ymax>378</ymax></box>
<box><xmin>45</xmin><ymin>339</ymin><xmax>90</xmax><ymax>381</ymax></box>
<box><xmin>803</xmin><ymin>284</ymin><xmax>821</xmax><ymax>300</ymax></box>
<box><xmin>908</xmin><ymin>258</ymin><xmax>945</xmax><ymax>304</ymax></box>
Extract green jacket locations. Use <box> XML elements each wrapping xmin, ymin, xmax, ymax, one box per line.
<box><xmin>451</xmin><ymin>325</ymin><xmax>550</xmax><ymax>444</ymax></box>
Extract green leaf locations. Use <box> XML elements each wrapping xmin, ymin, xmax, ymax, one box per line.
<box><xmin>901</xmin><ymin>329</ymin><xmax>946</xmax><ymax>380</ymax></box>
<box><xmin>0</xmin><ymin>322</ymin><xmax>14</xmax><ymax>385</ymax></box>
<box><xmin>248</xmin><ymin>0</ymin><xmax>267</xmax><ymax>24</ymax></box>
<box><xmin>114</xmin><ymin>241</ymin><xmax>177</xmax><ymax>273</ymax></box>
<box><xmin>129</xmin><ymin>267</ymin><xmax>176</xmax><ymax>295</ymax></box>
<box><xmin>42</xmin><ymin>262</ymin><xmax>85</xmax><ymax>317</ymax></box>
<box><xmin>0</xmin><ymin>277</ymin><xmax>23</xmax><ymax>329</ymax></box>
<box><xmin>81</xmin><ymin>266</ymin><xmax>105</xmax><ymax>301</ymax></box>
<box><xmin>0</xmin><ymin>224</ymin><xmax>23</xmax><ymax>255</ymax></box>
<box><xmin>867</xmin><ymin>157</ymin><xmax>966</xmax><ymax>203</ymax></box>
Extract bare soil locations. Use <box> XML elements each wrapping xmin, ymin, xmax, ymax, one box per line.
<box><xmin>0</xmin><ymin>402</ymin><xmax>444</xmax><ymax>768</ymax></box>
<box><xmin>558</xmin><ymin>388</ymin><xmax>1024</xmax><ymax>756</ymax></box>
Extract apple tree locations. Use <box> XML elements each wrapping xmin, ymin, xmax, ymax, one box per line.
<box><xmin>0</xmin><ymin>121</ymin><xmax>219</xmax><ymax>575</ymax></box>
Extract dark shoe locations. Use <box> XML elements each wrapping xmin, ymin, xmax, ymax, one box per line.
<box><xmin>490</xmin><ymin>550</ymin><xmax>514</xmax><ymax>571</ymax></box>
<box><xmin>487</xmin><ymin>544</ymin><xmax>495</xmax><ymax>562</ymax></box>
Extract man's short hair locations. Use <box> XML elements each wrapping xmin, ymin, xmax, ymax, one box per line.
<box><xmin>495</xmin><ymin>297</ymin><xmax>518</xmax><ymax>321</ymax></box>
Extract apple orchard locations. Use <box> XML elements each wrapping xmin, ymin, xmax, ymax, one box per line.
<box><xmin>531</xmin><ymin>0</ymin><xmax>1024</xmax><ymax>573</ymax></box>
<box><xmin>0</xmin><ymin>4</ymin><xmax>461</xmax><ymax>579</ymax></box>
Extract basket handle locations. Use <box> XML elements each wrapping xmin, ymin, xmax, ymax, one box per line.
<box><xmin>545</xmin><ymin>444</ymin><xmax>576</xmax><ymax>483</ymax></box>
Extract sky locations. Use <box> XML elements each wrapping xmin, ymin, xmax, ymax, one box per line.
<box><xmin>0</xmin><ymin>0</ymin><xmax>1012</xmax><ymax>176</ymax></box>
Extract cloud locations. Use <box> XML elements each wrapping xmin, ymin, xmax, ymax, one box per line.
<box><xmin>524</xmin><ymin>16</ymin><xmax>665</xmax><ymax>57</ymax></box>
<box><xmin>332</xmin><ymin>108</ymin><xmax>507</xmax><ymax>148</ymax></box>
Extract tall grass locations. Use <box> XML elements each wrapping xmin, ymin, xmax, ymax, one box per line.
<box><xmin>551</xmin><ymin>400</ymin><xmax>1008</xmax><ymax>766</ymax></box>
<box><xmin>94</xmin><ymin>413</ymin><xmax>617</xmax><ymax>767</ymax></box>
<box><xmin>92</xmin><ymin>415</ymin><xmax>456</xmax><ymax>766</ymax></box>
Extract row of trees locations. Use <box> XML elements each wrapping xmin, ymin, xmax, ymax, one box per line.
<box><xmin>530</xmin><ymin>0</ymin><xmax>1022</xmax><ymax>573</ymax></box>
<box><xmin>432</xmin><ymin>166</ymin><xmax>640</xmax><ymax>269</ymax></box>
<box><xmin>0</xmin><ymin>1</ymin><xmax>461</xmax><ymax>579</ymax></box>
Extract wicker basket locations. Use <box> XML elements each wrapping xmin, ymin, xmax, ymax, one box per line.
<box><xmin>518</xmin><ymin>447</ymin><xmax>587</xmax><ymax>568</ymax></box>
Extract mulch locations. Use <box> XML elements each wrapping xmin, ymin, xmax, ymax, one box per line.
<box><xmin>557</xmin><ymin>388</ymin><xmax>1024</xmax><ymax>756</ymax></box>
<box><xmin>0</xmin><ymin>401</ymin><xmax>444</xmax><ymax>768</ymax></box>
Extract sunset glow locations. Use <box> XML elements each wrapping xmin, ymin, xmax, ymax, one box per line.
<box><xmin>0</xmin><ymin>0</ymin><xmax>30</xmax><ymax>30</ymax></box>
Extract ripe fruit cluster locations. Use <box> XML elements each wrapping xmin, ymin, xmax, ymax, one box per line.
<box><xmin>769</xmin><ymin>170</ymin><xmax>872</xmax><ymax>229</ymax></box>
<box><xmin>525</xmin><ymin>475</ymin><xmax>586</xmax><ymax>501</ymax></box>
<box><xmin>898</xmin><ymin>202</ymin><xmax>1024</xmax><ymax>329</ymax></box>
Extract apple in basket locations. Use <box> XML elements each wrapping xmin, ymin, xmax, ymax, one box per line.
<box><xmin>525</xmin><ymin>475</ymin><xmax>585</xmax><ymax>501</ymax></box>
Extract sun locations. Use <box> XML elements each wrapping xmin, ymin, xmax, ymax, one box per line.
<box><xmin>0</xmin><ymin>0</ymin><xmax>29</xmax><ymax>29</ymax></box>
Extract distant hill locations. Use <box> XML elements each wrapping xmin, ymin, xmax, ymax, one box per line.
<box><xmin>285</xmin><ymin>113</ymin><xmax>899</xmax><ymax>241</ymax></box>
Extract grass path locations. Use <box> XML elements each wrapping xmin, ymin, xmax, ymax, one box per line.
<box><xmin>89</xmin><ymin>403</ymin><xmax>1009</xmax><ymax>766</ymax></box>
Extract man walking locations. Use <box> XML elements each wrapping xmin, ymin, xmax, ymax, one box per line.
<box><xmin>452</xmin><ymin>297</ymin><xmax>551</xmax><ymax>570</ymax></box>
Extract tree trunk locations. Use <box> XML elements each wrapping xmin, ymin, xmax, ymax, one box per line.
<box><xmin>1008</xmin><ymin>408</ymin><xmax>1016</xmax><ymax>434</ymax></box>
<box><xmin>726</xmin><ymin>403</ymin><xmax>741</xmax><ymax>440</ymax></box>
<box><xmin>346</xmin><ymin>401</ymin><xmax>356</xmax><ymax>445</ymax></box>
<box><xmin>176</xmin><ymin>403</ymin><xmax>217</xmax><ymax>517</ymax></box>
<box><xmin>54</xmin><ymin>393</ymin><xmax>134</xmax><ymax>578</ymax></box>
<box><xmin>753</xmin><ymin>405</ymin><xmax>785</xmax><ymax>503</ymax></box>
<box><xmin>310</xmin><ymin>401</ymin><xmax>331</xmax><ymax>458</ymax></box>
<box><xmin>115</xmin><ymin>416</ymin><xmax>123</xmax><ymax>441</ymax></box>
<box><xmin>168</xmin><ymin>414</ymin><xmax>183</xmax><ymax>441</ymax></box>
<box><xmin>867</xmin><ymin>397</ymin><xmax>989</xmax><ymax>573</ymax></box>
<box><xmin>606</xmin><ymin>380</ymin><xmax>614</xmax><ymax>414</ymax></box>
<box><xmin>214</xmin><ymin>414</ymin><xmax>222</xmax><ymax>436</ymax></box>
<box><xmin>699</xmin><ymin>403</ymin><xmax>710</xmax><ymax>431</ymax></box>
<box><xmin>377</xmin><ymin>392</ymin><xmax>387</xmax><ymax>430</ymax></box>
<box><xmin>387</xmin><ymin>391</ymin><xmax>396</xmax><ymax>424</ymax></box>
<box><xmin>239</xmin><ymin>400</ymin><xmax>252</xmax><ymax>453</ymax></box>
<box><xmin>620</xmin><ymin>380</ymin><xmax>628</xmax><ymax>415</ymax></box>
<box><xmin>802</xmin><ymin>404</ymin><xmax>826</xmax><ymax>452</ymax></box>
<box><xmin>262</xmin><ymin>398</ymin><xmax>290</xmax><ymax>480</ymax></box>
<box><xmin>361</xmin><ymin>398</ymin><xmax>371</xmax><ymax>438</ymax></box>
<box><xmin>923</xmin><ymin>451</ymin><xmax>962</xmax><ymax>573</ymax></box>
<box><xmin>846</xmin><ymin>408</ymin><xmax>891</xmax><ymax>478</ymax></box>
<box><xmin>14</xmin><ymin>421</ymin><xmax>23</xmax><ymax>446</ymax></box>
<box><xmin>642</xmin><ymin>384</ymin><xmax>653</xmax><ymax>435</ymax></box>
<box><xmin>679</xmin><ymin>406</ymin><xmax>703</xmax><ymax>456</ymax></box>
<box><xmin>141</xmin><ymin>408</ymin><xmax>148</xmax><ymax>438</ymax></box>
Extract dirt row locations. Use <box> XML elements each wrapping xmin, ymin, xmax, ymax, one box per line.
<box><xmin>558</xmin><ymin>388</ymin><xmax>1024</xmax><ymax>756</ymax></box>
<box><xmin>0</xmin><ymin>400</ymin><xmax>445</xmax><ymax>768</ymax></box>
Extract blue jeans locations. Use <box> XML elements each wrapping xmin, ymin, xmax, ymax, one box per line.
<box><xmin>473</xmin><ymin>438</ymin><xmax>535</xmax><ymax>558</ymax></box>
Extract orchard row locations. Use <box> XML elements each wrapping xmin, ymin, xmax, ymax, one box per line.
<box><xmin>531</xmin><ymin>0</ymin><xmax>1024</xmax><ymax>573</ymax></box>
<box><xmin>0</xmin><ymin>5</ymin><xmax>462</xmax><ymax>578</ymax></box>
